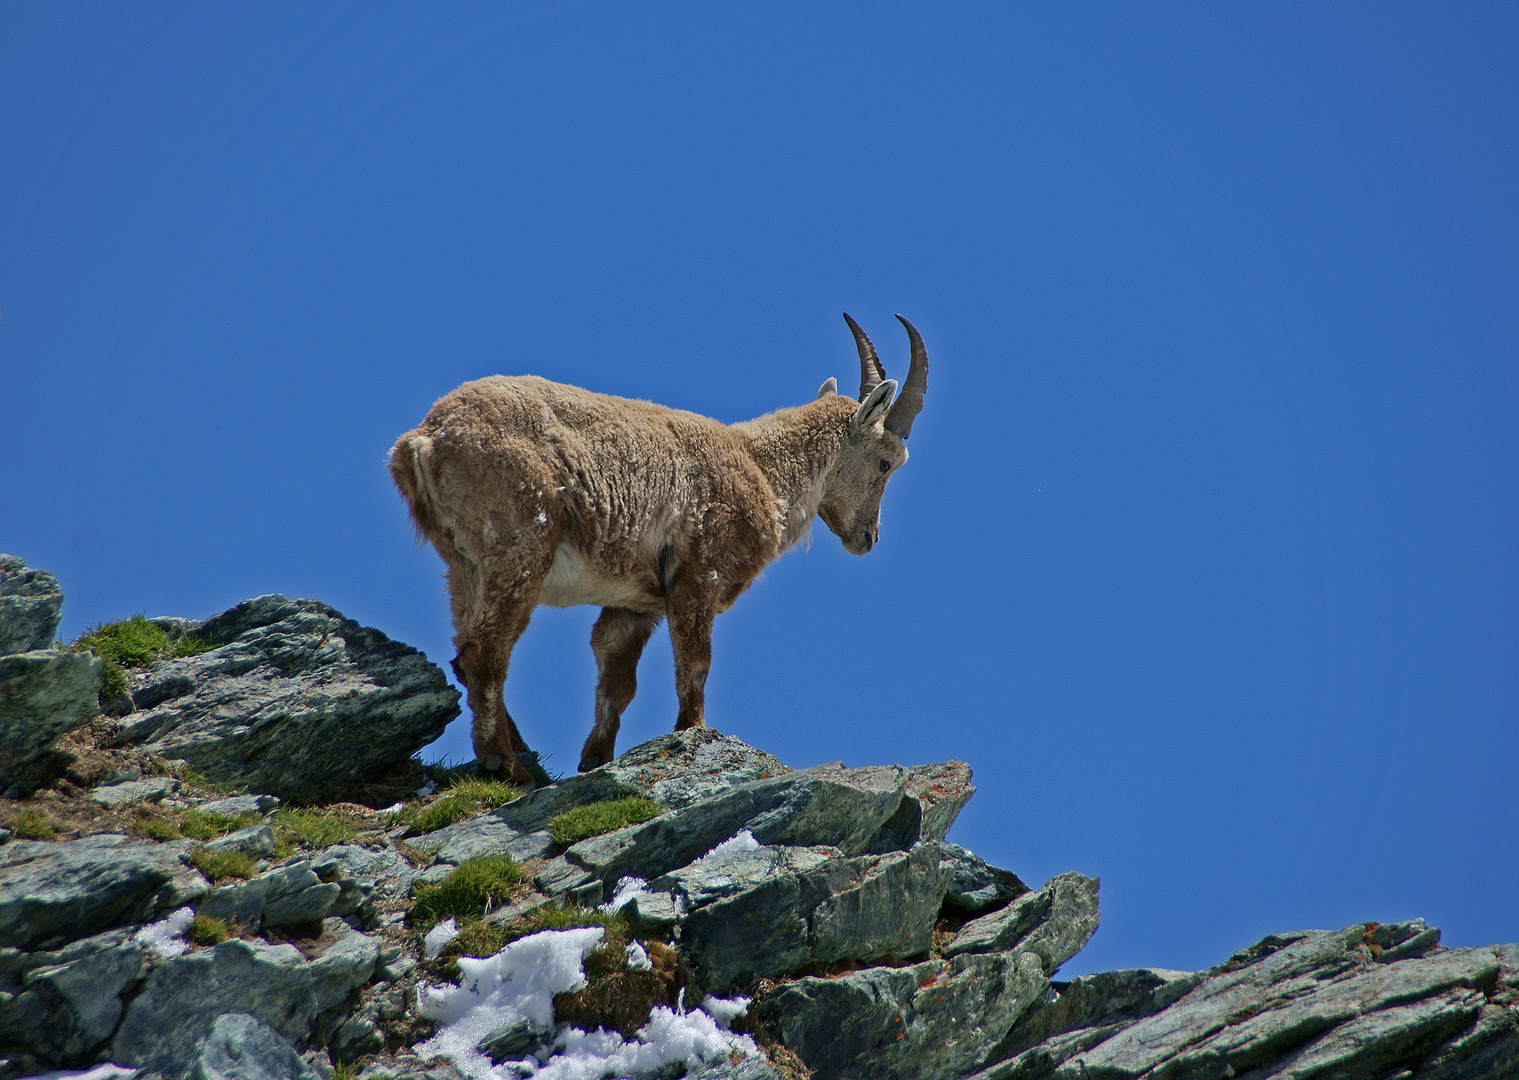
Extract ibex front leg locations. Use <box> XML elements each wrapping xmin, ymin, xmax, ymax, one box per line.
<box><xmin>667</xmin><ymin>589</ymin><xmax>716</xmax><ymax>732</ymax></box>
<box><xmin>581</xmin><ymin>606</ymin><xmax>659</xmax><ymax>772</ymax></box>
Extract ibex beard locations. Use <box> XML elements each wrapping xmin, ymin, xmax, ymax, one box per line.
<box><xmin>389</xmin><ymin>314</ymin><xmax>929</xmax><ymax>785</ymax></box>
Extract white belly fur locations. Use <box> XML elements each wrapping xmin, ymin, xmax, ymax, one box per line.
<box><xmin>538</xmin><ymin>542</ymin><xmax>654</xmax><ymax>610</ymax></box>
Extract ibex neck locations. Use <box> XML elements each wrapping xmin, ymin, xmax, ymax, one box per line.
<box><xmin>735</xmin><ymin>397</ymin><xmax>855</xmax><ymax>553</ymax></box>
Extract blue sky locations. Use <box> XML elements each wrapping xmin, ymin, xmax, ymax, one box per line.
<box><xmin>2</xmin><ymin>4</ymin><xmax>1514</xmax><ymax>977</ymax></box>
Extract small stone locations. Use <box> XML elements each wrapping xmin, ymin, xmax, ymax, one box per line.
<box><xmin>206</xmin><ymin>826</ymin><xmax>278</xmax><ymax>859</ymax></box>
<box><xmin>89</xmin><ymin>775</ymin><xmax>182</xmax><ymax>808</ymax></box>
<box><xmin>478</xmin><ymin>1015</ymin><xmax>536</xmax><ymax>1062</ymax></box>
<box><xmin>199</xmin><ymin>794</ymin><xmax>282</xmax><ymax>817</ymax></box>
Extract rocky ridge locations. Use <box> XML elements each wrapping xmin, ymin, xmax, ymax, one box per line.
<box><xmin>0</xmin><ymin>555</ymin><xmax>1513</xmax><ymax>1080</ymax></box>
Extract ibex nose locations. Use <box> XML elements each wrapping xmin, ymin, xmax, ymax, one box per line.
<box><xmin>860</xmin><ymin>529</ymin><xmax>875</xmax><ymax>553</ymax></box>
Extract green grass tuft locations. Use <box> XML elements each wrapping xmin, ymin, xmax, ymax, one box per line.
<box><xmin>135</xmin><ymin>813</ymin><xmax>183</xmax><ymax>841</ymax></box>
<box><xmin>98</xmin><ymin>657</ymin><xmax>130</xmax><ymax>704</ymax></box>
<box><xmin>549</xmin><ymin>796</ymin><xmax>663</xmax><ymax>847</ymax></box>
<box><xmin>410</xmin><ymin>854</ymin><xmax>523</xmax><ymax>932</ymax></box>
<box><xmin>189</xmin><ymin>847</ymin><xmax>257</xmax><ymax>882</ymax></box>
<box><xmin>406</xmin><ymin>777</ymin><xmax>523</xmax><ymax>835</ymax></box>
<box><xmin>73</xmin><ymin>615</ymin><xmax>171</xmax><ymax>667</ymax></box>
<box><xmin>12</xmin><ymin>808</ymin><xmax>57</xmax><ymax>840</ymax></box>
<box><xmin>170</xmin><ymin>635</ymin><xmax>213</xmax><ymax>658</ymax></box>
<box><xmin>187</xmin><ymin>913</ymin><xmax>231</xmax><ymax>945</ymax></box>
<box><xmin>273</xmin><ymin>807</ymin><xmax>358</xmax><ymax>850</ymax></box>
<box><xmin>178</xmin><ymin>809</ymin><xmax>260</xmax><ymax>841</ymax></box>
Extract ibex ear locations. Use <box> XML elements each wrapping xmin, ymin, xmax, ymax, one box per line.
<box><xmin>852</xmin><ymin>379</ymin><xmax>897</xmax><ymax>432</ymax></box>
<box><xmin>817</xmin><ymin>377</ymin><xmax>838</xmax><ymax>399</ymax></box>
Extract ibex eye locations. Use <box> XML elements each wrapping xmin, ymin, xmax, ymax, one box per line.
<box><xmin>879</xmin><ymin>459</ymin><xmax>891</xmax><ymax>474</ymax></box>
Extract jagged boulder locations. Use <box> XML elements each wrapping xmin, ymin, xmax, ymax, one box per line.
<box><xmin>966</xmin><ymin>920</ymin><xmax>1519</xmax><ymax>1080</ymax></box>
<box><xmin>0</xmin><ymin>555</ymin><xmax>63</xmax><ymax>655</ymax></box>
<box><xmin>0</xmin><ymin>927</ymin><xmax>146</xmax><ymax>1063</ymax></box>
<box><xmin>111</xmin><ymin>920</ymin><xmax>379</xmax><ymax>1077</ymax></box>
<box><xmin>111</xmin><ymin>595</ymin><xmax>460</xmax><ymax>802</ymax></box>
<box><xmin>0</xmin><ymin>649</ymin><xmax>101</xmax><ymax>787</ymax></box>
<box><xmin>680</xmin><ymin>842</ymin><xmax>952</xmax><ymax>993</ymax></box>
<box><xmin>0</xmin><ymin>834</ymin><xmax>207</xmax><ymax>949</ymax></box>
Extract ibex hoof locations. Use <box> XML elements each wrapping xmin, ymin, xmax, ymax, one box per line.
<box><xmin>579</xmin><ymin>753</ymin><xmax>607</xmax><ymax>772</ymax></box>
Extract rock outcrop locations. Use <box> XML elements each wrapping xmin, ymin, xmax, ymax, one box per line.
<box><xmin>0</xmin><ymin>560</ymin><xmax>1513</xmax><ymax>1080</ymax></box>
<box><xmin>0</xmin><ymin>555</ymin><xmax>63</xmax><ymax>655</ymax></box>
<box><xmin>0</xmin><ymin>555</ymin><xmax>102</xmax><ymax>789</ymax></box>
<box><xmin>111</xmin><ymin>595</ymin><xmax>461</xmax><ymax>803</ymax></box>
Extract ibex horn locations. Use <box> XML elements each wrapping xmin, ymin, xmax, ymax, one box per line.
<box><xmin>884</xmin><ymin>315</ymin><xmax>928</xmax><ymax>439</ymax></box>
<box><xmin>844</xmin><ymin>313</ymin><xmax>886</xmax><ymax>401</ymax></box>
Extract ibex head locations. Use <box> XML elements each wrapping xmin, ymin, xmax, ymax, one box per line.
<box><xmin>816</xmin><ymin>314</ymin><xmax>929</xmax><ymax>555</ymax></box>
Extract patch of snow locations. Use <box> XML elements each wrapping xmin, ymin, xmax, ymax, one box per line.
<box><xmin>415</xmin><ymin>927</ymin><xmax>759</xmax><ymax>1080</ymax></box>
<box><xmin>416</xmin><ymin>927</ymin><xmax>605</xmax><ymax>1079</ymax></box>
<box><xmin>424</xmin><ymin>917</ymin><xmax>461</xmax><ymax>960</ymax></box>
<box><xmin>625</xmin><ymin>941</ymin><xmax>652</xmax><ymax>970</ymax></box>
<box><xmin>701</xmin><ymin>995</ymin><xmax>750</xmax><ymax>1029</ymax></box>
<box><xmin>694</xmin><ymin>829</ymin><xmax>760</xmax><ymax>864</ymax></box>
<box><xmin>531</xmin><ymin>1007</ymin><xmax>761</xmax><ymax>1080</ymax></box>
<box><xmin>417</xmin><ymin>779</ymin><xmax>440</xmax><ymax>798</ymax></box>
<box><xmin>134</xmin><ymin>906</ymin><xmax>195</xmax><ymax>958</ymax></box>
<box><xmin>380</xmin><ymin>801</ymin><xmax>405</xmax><ymax>814</ymax></box>
<box><xmin>19</xmin><ymin>1065</ymin><xmax>137</xmax><ymax>1080</ymax></box>
<box><xmin>602</xmin><ymin>875</ymin><xmax>651</xmax><ymax>913</ymax></box>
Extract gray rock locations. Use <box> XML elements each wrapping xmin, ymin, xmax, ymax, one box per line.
<box><xmin>560</xmin><ymin>764</ymin><xmax>919</xmax><ymax>890</ymax></box>
<box><xmin>112</xmin><ymin>920</ymin><xmax>379</xmax><ymax>1077</ymax></box>
<box><xmin>330</xmin><ymin>1007</ymin><xmax>386</xmax><ymax>1061</ymax></box>
<box><xmin>935</xmin><ymin>841</ymin><xmax>1028</xmax><ymax>914</ymax></box>
<box><xmin>0</xmin><ymin>928</ymin><xmax>145</xmax><ymax>1066</ymax></box>
<box><xmin>112</xmin><ymin>595</ymin><xmax>459</xmax><ymax>803</ymax></box>
<box><xmin>0</xmin><ymin>555</ymin><xmax>63</xmax><ymax>655</ymax></box>
<box><xmin>652</xmin><ymin>844</ymin><xmax>841</xmax><ymax>910</ymax></box>
<box><xmin>305</xmin><ymin>918</ymin><xmax>381</xmax><ymax>1012</ymax></box>
<box><xmin>680</xmin><ymin>844</ymin><xmax>950</xmax><ymax>993</ymax></box>
<box><xmin>968</xmin><ymin>967</ymin><xmax>1201</xmax><ymax>1078</ymax></box>
<box><xmin>408</xmin><ymin>814</ymin><xmax>524</xmax><ymax>866</ymax></box>
<box><xmin>0</xmin><ymin>833</ymin><xmax>207</xmax><ymax>949</ymax></box>
<box><xmin>199</xmin><ymin>794</ymin><xmax>282</xmax><ymax>817</ymax></box>
<box><xmin>198</xmin><ymin>876</ymin><xmax>272</xmax><ymax>930</ymax></box>
<box><xmin>317</xmin><ymin>844</ymin><xmax>415</xmax><ymax>899</ymax></box>
<box><xmin>758</xmin><ymin>948</ymin><xmax>1050</xmax><ymax>1080</ymax></box>
<box><xmin>0</xmin><ymin>649</ymin><xmax>101</xmax><ymax>784</ymax></box>
<box><xmin>89</xmin><ymin>775</ymin><xmax>182</xmax><ymax>807</ymax></box>
<box><xmin>197</xmin><ymin>857</ymin><xmax>371</xmax><ymax>933</ymax></box>
<box><xmin>687</xmin><ymin>1053</ymin><xmax>786</xmax><ymax>1080</ymax></box>
<box><xmin>945</xmin><ymin>871</ymin><xmax>1100</xmax><ymax>973</ymax></box>
<box><xmin>478</xmin><ymin>1015</ymin><xmax>536</xmax><ymax>1062</ymax></box>
<box><xmin>261</xmin><ymin>862</ymin><xmax>343</xmax><ymax>928</ymax></box>
<box><xmin>191</xmin><ymin>1012</ymin><xmax>318</xmax><ymax>1080</ymax></box>
<box><xmin>207</xmin><ymin>825</ymin><xmax>278</xmax><ymax>859</ymax></box>
<box><xmin>112</xmin><ymin>938</ymin><xmax>323</xmax><ymax>1075</ymax></box>
<box><xmin>980</xmin><ymin>920</ymin><xmax>1509</xmax><ymax>1080</ymax></box>
<box><xmin>354</xmin><ymin>1055</ymin><xmax>470</xmax><ymax>1080</ymax></box>
<box><xmin>600</xmin><ymin>727</ymin><xmax>792</xmax><ymax>809</ymax></box>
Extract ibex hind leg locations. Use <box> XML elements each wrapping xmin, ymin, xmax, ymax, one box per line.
<box><xmin>581</xmin><ymin>607</ymin><xmax>660</xmax><ymax>772</ymax></box>
<box><xmin>452</xmin><ymin>557</ymin><xmax>550</xmax><ymax>787</ymax></box>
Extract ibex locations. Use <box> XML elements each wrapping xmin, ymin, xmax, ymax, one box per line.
<box><xmin>389</xmin><ymin>314</ymin><xmax>929</xmax><ymax>784</ymax></box>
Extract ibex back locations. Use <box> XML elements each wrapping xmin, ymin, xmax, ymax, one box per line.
<box><xmin>389</xmin><ymin>314</ymin><xmax>929</xmax><ymax>784</ymax></box>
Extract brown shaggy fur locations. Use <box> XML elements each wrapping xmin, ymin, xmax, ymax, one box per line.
<box><xmin>390</xmin><ymin>320</ymin><xmax>927</xmax><ymax>783</ymax></box>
